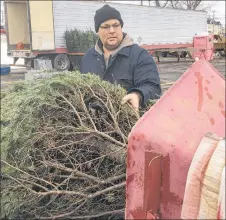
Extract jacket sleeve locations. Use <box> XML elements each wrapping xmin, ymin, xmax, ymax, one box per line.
<box><xmin>80</xmin><ymin>54</ymin><xmax>87</xmax><ymax>73</ymax></box>
<box><xmin>128</xmin><ymin>49</ymin><xmax>161</xmax><ymax>107</ymax></box>
<box><xmin>80</xmin><ymin>48</ymin><xmax>94</xmax><ymax>73</ymax></box>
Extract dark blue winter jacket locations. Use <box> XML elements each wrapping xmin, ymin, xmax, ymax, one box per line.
<box><xmin>80</xmin><ymin>34</ymin><xmax>161</xmax><ymax>107</ymax></box>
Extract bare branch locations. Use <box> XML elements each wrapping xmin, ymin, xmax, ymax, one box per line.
<box><xmin>43</xmin><ymin>161</ymin><xmax>104</xmax><ymax>184</ymax></box>
<box><xmin>58</xmin><ymin>93</ymin><xmax>84</xmax><ymax>127</ymax></box>
<box><xmin>2</xmin><ymin>160</ymin><xmax>57</xmax><ymax>189</ymax></box>
<box><xmin>77</xmin><ymin>88</ymin><xmax>97</xmax><ymax>131</ymax></box>
<box><xmin>39</xmin><ymin>200</ymin><xmax>87</xmax><ymax>220</ymax></box>
<box><xmin>155</xmin><ymin>0</ymin><xmax>160</xmax><ymax>7</ymax></box>
<box><xmin>70</xmin><ymin>209</ymin><xmax>124</xmax><ymax>219</ymax></box>
<box><xmin>158</xmin><ymin>0</ymin><xmax>218</xmax><ymax>10</ymax></box>
<box><xmin>162</xmin><ymin>0</ymin><xmax>169</xmax><ymax>8</ymax></box>
<box><xmin>89</xmin><ymin>182</ymin><xmax>126</xmax><ymax>198</ymax></box>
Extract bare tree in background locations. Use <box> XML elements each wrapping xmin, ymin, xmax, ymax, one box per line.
<box><xmin>154</xmin><ymin>0</ymin><xmax>170</xmax><ymax>8</ymax></box>
<box><xmin>144</xmin><ymin>0</ymin><xmax>216</xmax><ymax>11</ymax></box>
<box><xmin>97</xmin><ymin>0</ymin><xmax>216</xmax><ymax>12</ymax></box>
<box><xmin>169</xmin><ymin>0</ymin><xmax>215</xmax><ymax>10</ymax></box>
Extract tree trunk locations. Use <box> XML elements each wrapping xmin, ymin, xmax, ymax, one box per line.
<box><xmin>155</xmin><ymin>0</ymin><xmax>161</xmax><ymax>7</ymax></box>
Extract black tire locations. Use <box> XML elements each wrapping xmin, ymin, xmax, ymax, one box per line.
<box><xmin>24</xmin><ymin>58</ymin><xmax>34</xmax><ymax>70</ymax></box>
<box><xmin>68</xmin><ymin>55</ymin><xmax>83</xmax><ymax>70</ymax></box>
<box><xmin>219</xmin><ymin>51</ymin><xmax>226</xmax><ymax>57</ymax></box>
<box><xmin>162</xmin><ymin>51</ymin><xmax>168</xmax><ymax>57</ymax></box>
<box><xmin>53</xmin><ymin>54</ymin><xmax>70</xmax><ymax>71</ymax></box>
<box><xmin>180</xmin><ymin>51</ymin><xmax>187</xmax><ymax>58</ymax></box>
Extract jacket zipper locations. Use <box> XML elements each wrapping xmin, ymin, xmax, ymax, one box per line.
<box><xmin>103</xmin><ymin>55</ymin><xmax>117</xmax><ymax>83</ymax></box>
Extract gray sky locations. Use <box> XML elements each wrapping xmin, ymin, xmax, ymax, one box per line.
<box><xmin>1</xmin><ymin>1</ymin><xmax>225</xmax><ymax>25</ymax></box>
<box><xmin>110</xmin><ymin>0</ymin><xmax>225</xmax><ymax>25</ymax></box>
<box><xmin>209</xmin><ymin>1</ymin><xmax>225</xmax><ymax>25</ymax></box>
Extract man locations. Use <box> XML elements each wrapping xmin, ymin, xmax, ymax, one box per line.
<box><xmin>80</xmin><ymin>4</ymin><xmax>161</xmax><ymax>111</ymax></box>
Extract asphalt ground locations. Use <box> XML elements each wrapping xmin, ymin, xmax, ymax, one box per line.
<box><xmin>1</xmin><ymin>57</ymin><xmax>225</xmax><ymax>90</ymax></box>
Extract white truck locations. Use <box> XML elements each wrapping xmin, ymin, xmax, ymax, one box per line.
<box><xmin>4</xmin><ymin>0</ymin><xmax>208</xmax><ymax>70</ymax></box>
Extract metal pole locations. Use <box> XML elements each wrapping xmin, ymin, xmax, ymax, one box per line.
<box><xmin>1</xmin><ymin>1</ymin><xmax>4</xmax><ymax>25</ymax></box>
<box><xmin>213</xmin><ymin>11</ymin><xmax>215</xmax><ymax>34</ymax></box>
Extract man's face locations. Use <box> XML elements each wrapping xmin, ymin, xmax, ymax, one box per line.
<box><xmin>98</xmin><ymin>19</ymin><xmax>123</xmax><ymax>51</ymax></box>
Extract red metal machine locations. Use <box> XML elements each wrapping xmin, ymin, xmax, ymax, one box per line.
<box><xmin>125</xmin><ymin>60</ymin><xmax>225</xmax><ymax>219</ymax></box>
<box><xmin>193</xmin><ymin>34</ymin><xmax>214</xmax><ymax>61</ymax></box>
<box><xmin>142</xmin><ymin>34</ymin><xmax>214</xmax><ymax>62</ymax></box>
<box><xmin>0</xmin><ymin>25</ymin><xmax>6</xmax><ymax>34</ymax></box>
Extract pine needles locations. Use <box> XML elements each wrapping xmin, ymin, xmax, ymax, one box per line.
<box><xmin>1</xmin><ymin>71</ymin><xmax>154</xmax><ymax>219</ymax></box>
<box><xmin>65</xmin><ymin>28</ymin><xmax>98</xmax><ymax>53</ymax></box>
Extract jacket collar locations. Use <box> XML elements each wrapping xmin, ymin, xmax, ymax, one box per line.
<box><xmin>117</xmin><ymin>46</ymin><xmax>131</xmax><ymax>57</ymax></box>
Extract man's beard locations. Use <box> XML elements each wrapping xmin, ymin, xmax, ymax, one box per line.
<box><xmin>104</xmin><ymin>41</ymin><xmax>121</xmax><ymax>51</ymax></box>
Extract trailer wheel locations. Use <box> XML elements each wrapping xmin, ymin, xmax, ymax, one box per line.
<box><xmin>162</xmin><ymin>51</ymin><xmax>168</xmax><ymax>57</ymax></box>
<box><xmin>25</xmin><ymin>58</ymin><xmax>34</xmax><ymax>70</ymax></box>
<box><xmin>180</xmin><ymin>51</ymin><xmax>187</xmax><ymax>58</ymax></box>
<box><xmin>219</xmin><ymin>51</ymin><xmax>225</xmax><ymax>57</ymax></box>
<box><xmin>53</xmin><ymin>54</ymin><xmax>70</xmax><ymax>71</ymax></box>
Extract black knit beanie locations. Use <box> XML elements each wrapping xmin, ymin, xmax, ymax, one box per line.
<box><xmin>94</xmin><ymin>4</ymin><xmax>124</xmax><ymax>32</ymax></box>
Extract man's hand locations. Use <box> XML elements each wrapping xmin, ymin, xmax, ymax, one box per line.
<box><xmin>121</xmin><ymin>92</ymin><xmax>141</xmax><ymax>111</ymax></box>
